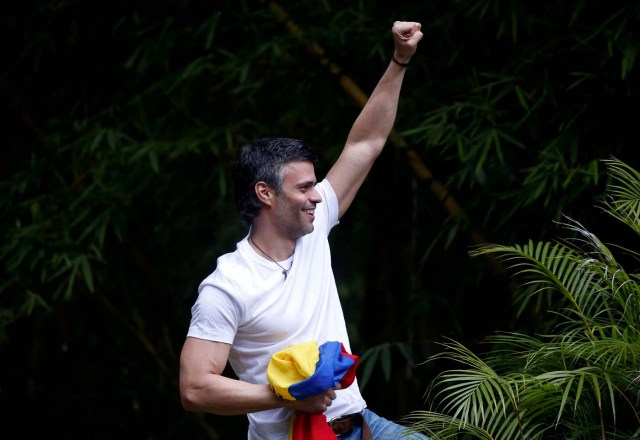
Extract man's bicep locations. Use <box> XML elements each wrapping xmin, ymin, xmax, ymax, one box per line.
<box><xmin>180</xmin><ymin>337</ymin><xmax>231</xmax><ymax>376</ymax></box>
<box><xmin>326</xmin><ymin>142</ymin><xmax>378</xmax><ymax>218</ymax></box>
<box><xmin>179</xmin><ymin>338</ymin><xmax>236</xmax><ymax>412</ymax></box>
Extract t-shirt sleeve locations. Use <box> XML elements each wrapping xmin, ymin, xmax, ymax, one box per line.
<box><xmin>316</xmin><ymin>179</ymin><xmax>340</xmax><ymax>232</ymax></box>
<box><xmin>187</xmin><ymin>283</ymin><xmax>240</xmax><ymax>344</ymax></box>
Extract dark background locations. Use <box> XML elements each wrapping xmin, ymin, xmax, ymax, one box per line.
<box><xmin>1</xmin><ymin>0</ymin><xmax>639</xmax><ymax>438</ymax></box>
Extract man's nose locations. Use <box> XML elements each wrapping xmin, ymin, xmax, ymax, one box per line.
<box><xmin>310</xmin><ymin>187</ymin><xmax>322</xmax><ymax>203</ymax></box>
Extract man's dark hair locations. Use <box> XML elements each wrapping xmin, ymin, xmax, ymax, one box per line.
<box><xmin>233</xmin><ymin>138</ymin><xmax>318</xmax><ymax>226</ymax></box>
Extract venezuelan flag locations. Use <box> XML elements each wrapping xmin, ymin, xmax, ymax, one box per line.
<box><xmin>267</xmin><ymin>340</ymin><xmax>359</xmax><ymax>439</ymax></box>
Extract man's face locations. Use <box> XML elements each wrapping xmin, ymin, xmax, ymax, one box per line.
<box><xmin>273</xmin><ymin>161</ymin><xmax>322</xmax><ymax>240</ymax></box>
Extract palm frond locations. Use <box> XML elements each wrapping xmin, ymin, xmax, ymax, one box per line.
<box><xmin>410</xmin><ymin>159</ymin><xmax>640</xmax><ymax>438</ymax></box>
<box><xmin>402</xmin><ymin>410</ymin><xmax>549</xmax><ymax>440</ymax></box>
<box><xmin>469</xmin><ymin>240</ymin><xmax>600</xmax><ymax>327</ymax></box>
<box><xmin>600</xmin><ymin>158</ymin><xmax>640</xmax><ymax>236</ymax></box>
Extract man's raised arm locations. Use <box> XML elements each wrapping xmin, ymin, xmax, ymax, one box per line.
<box><xmin>326</xmin><ymin>21</ymin><xmax>422</xmax><ymax>219</ymax></box>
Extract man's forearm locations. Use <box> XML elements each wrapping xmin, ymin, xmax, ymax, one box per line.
<box><xmin>345</xmin><ymin>59</ymin><xmax>408</xmax><ymax>153</ymax></box>
<box><xmin>182</xmin><ymin>376</ymin><xmax>288</xmax><ymax>415</ymax></box>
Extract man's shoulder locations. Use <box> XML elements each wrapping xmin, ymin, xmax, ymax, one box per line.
<box><xmin>314</xmin><ymin>179</ymin><xmax>339</xmax><ymax>230</ymax></box>
<box><xmin>316</xmin><ymin>178</ymin><xmax>334</xmax><ymax>197</ymax></box>
<box><xmin>199</xmin><ymin>241</ymin><xmax>250</xmax><ymax>286</ymax></box>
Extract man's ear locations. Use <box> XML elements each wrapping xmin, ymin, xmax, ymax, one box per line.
<box><xmin>255</xmin><ymin>181</ymin><xmax>274</xmax><ymax>206</ymax></box>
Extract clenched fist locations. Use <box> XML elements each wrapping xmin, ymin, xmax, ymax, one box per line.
<box><xmin>392</xmin><ymin>21</ymin><xmax>423</xmax><ymax>65</ymax></box>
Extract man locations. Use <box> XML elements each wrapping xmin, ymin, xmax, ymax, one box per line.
<box><xmin>180</xmin><ymin>21</ymin><xmax>425</xmax><ymax>439</ymax></box>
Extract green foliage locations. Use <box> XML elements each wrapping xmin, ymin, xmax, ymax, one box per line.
<box><xmin>406</xmin><ymin>158</ymin><xmax>640</xmax><ymax>438</ymax></box>
<box><xmin>358</xmin><ymin>341</ymin><xmax>416</xmax><ymax>389</ymax></box>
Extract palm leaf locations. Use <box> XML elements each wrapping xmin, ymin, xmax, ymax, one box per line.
<box><xmin>600</xmin><ymin>158</ymin><xmax>640</xmax><ymax>235</ymax></box>
<box><xmin>408</xmin><ymin>155</ymin><xmax>640</xmax><ymax>438</ymax></box>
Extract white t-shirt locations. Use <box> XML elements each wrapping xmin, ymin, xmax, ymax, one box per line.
<box><xmin>187</xmin><ymin>179</ymin><xmax>366</xmax><ymax>439</ymax></box>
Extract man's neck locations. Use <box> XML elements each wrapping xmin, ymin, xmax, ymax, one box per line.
<box><xmin>249</xmin><ymin>225</ymin><xmax>296</xmax><ymax>261</ymax></box>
